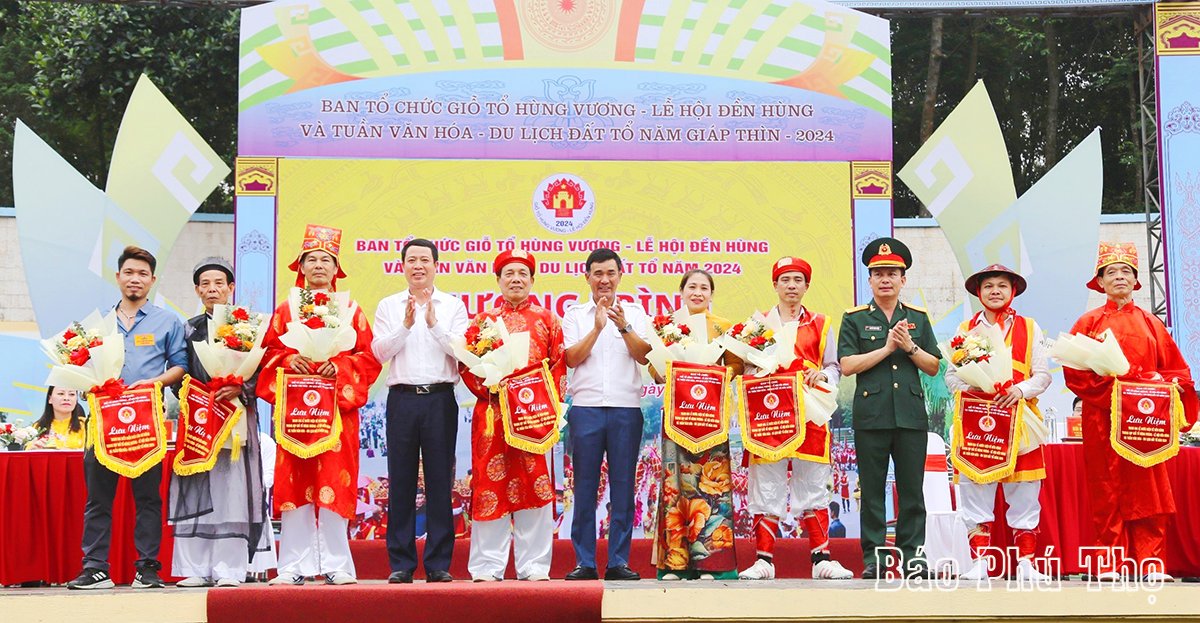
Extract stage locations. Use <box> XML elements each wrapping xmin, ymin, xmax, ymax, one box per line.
<box><xmin>3</xmin><ymin>579</ymin><xmax>1198</xmax><ymax>623</ymax></box>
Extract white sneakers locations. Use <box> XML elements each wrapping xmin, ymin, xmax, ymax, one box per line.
<box><xmin>1015</xmin><ymin>559</ymin><xmax>1051</xmax><ymax>582</ymax></box>
<box><xmin>268</xmin><ymin>573</ymin><xmax>305</xmax><ymax>586</ymax></box>
<box><xmin>738</xmin><ymin>559</ymin><xmax>776</xmax><ymax>580</ymax></box>
<box><xmin>1143</xmin><ymin>571</ymin><xmax>1176</xmax><ymax>583</ymax></box>
<box><xmin>176</xmin><ymin>576</ymin><xmax>212</xmax><ymax>588</ymax></box>
<box><xmin>812</xmin><ymin>559</ymin><xmax>854</xmax><ymax>580</ymax></box>
<box><xmin>959</xmin><ymin>558</ymin><xmax>990</xmax><ymax>581</ymax></box>
<box><xmin>214</xmin><ymin>577</ymin><xmax>241</xmax><ymax>588</ymax></box>
<box><xmin>324</xmin><ymin>572</ymin><xmax>357</xmax><ymax>585</ymax></box>
<box><xmin>472</xmin><ymin>574</ymin><xmax>502</xmax><ymax>582</ymax></box>
<box><xmin>521</xmin><ymin>572</ymin><xmax>550</xmax><ymax>582</ymax></box>
<box><xmin>660</xmin><ymin>573</ymin><xmax>682</xmax><ymax>581</ymax></box>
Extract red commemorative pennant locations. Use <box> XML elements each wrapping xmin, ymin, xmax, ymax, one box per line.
<box><xmin>499</xmin><ymin>361</ymin><xmax>562</xmax><ymax>454</ymax></box>
<box><xmin>737</xmin><ymin>371</ymin><xmax>806</xmax><ymax>461</ymax></box>
<box><xmin>663</xmin><ymin>361</ymin><xmax>730</xmax><ymax>454</ymax></box>
<box><xmin>88</xmin><ymin>383</ymin><xmax>167</xmax><ymax>478</ymax></box>
<box><xmin>273</xmin><ymin>369</ymin><xmax>342</xmax><ymax>458</ymax></box>
<box><xmin>173</xmin><ymin>376</ymin><xmax>243</xmax><ymax>476</ymax></box>
<box><xmin>951</xmin><ymin>393</ymin><xmax>1020</xmax><ymax>483</ymax></box>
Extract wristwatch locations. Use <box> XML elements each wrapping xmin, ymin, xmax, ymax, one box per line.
<box><xmin>907</xmin><ymin>344</ymin><xmax>919</xmax><ymax>355</ymax></box>
<box><xmin>618</xmin><ymin>323</ymin><xmax>632</xmax><ymax>335</ymax></box>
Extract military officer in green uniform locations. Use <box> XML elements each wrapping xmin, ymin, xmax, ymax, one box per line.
<box><xmin>838</xmin><ymin>237</ymin><xmax>941</xmax><ymax>579</ymax></box>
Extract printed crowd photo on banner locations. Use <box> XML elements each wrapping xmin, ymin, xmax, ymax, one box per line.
<box><xmin>231</xmin><ymin>0</ymin><xmax>894</xmax><ymax>549</ymax></box>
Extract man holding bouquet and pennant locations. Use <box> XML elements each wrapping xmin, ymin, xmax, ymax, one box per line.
<box><xmin>1062</xmin><ymin>242</ymin><xmax>1198</xmax><ymax>582</ymax></box>
<box><xmin>943</xmin><ymin>264</ymin><xmax>1052</xmax><ymax>582</ymax></box>
<box><xmin>257</xmin><ymin>225</ymin><xmax>382</xmax><ymax>585</ymax></box>
<box><xmin>735</xmin><ymin>257</ymin><xmax>852</xmax><ymax>581</ymax></box>
<box><xmin>838</xmin><ymin>238</ymin><xmax>941</xmax><ymax>580</ymax></box>
<box><xmin>169</xmin><ymin>257</ymin><xmax>275</xmax><ymax>587</ymax></box>
<box><xmin>455</xmin><ymin>249</ymin><xmax>565</xmax><ymax>582</ymax></box>
<box><xmin>67</xmin><ymin>246</ymin><xmax>187</xmax><ymax>590</ymax></box>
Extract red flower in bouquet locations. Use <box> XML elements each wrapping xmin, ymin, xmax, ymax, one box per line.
<box><xmin>653</xmin><ymin>315</ymin><xmax>672</xmax><ymax>330</ymax></box>
<box><xmin>69</xmin><ymin>348</ymin><xmax>91</xmax><ymax>366</ymax></box>
<box><xmin>950</xmin><ymin>335</ymin><xmax>965</xmax><ymax>349</ymax></box>
<box><xmin>680</xmin><ymin>325</ymin><xmax>691</xmax><ymax>335</ymax></box>
<box><xmin>303</xmin><ymin>315</ymin><xmax>326</xmax><ymax>329</ymax></box>
<box><xmin>63</xmin><ymin>329</ymin><xmax>77</xmax><ymax>341</ymax></box>
<box><xmin>88</xmin><ymin>338</ymin><xmax>102</xmax><ymax>347</ymax></box>
<box><xmin>224</xmin><ymin>334</ymin><xmax>245</xmax><ymax>350</ymax></box>
<box><xmin>232</xmin><ymin>307</ymin><xmax>250</xmax><ymax>322</ymax></box>
<box><xmin>465</xmin><ymin>323</ymin><xmax>481</xmax><ymax>343</ymax></box>
<box><xmin>748</xmin><ymin>336</ymin><xmax>767</xmax><ymax>348</ymax></box>
<box><xmin>731</xmin><ymin>323</ymin><xmax>745</xmax><ymax>336</ymax></box>
<box><xmin>314</xmin><ymin>292</ymin><xmax>330</xmax><ymax>306</ymax></box>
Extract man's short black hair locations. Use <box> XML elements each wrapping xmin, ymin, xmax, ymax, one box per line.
<box><xmin>585</xmin><ymin>248</ymin><xmax>621</xmax><ymax>273</ymax></box>
<box><xmin>402</xmin><ymin>238</ymin><xmax>438</xmax><ymax>262</ymax></box>
<box><xmin>118</xmin><ymin>246</ymin><xmax>157</xmax><ymax>274</ymax></box>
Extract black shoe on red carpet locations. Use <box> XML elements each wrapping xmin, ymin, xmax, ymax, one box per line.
<box><xmin>388</xmin><ymin>570</ymin><xmax>414</xmax><ymax>584</ymax></box>
<box><xmin>427</xmin><ymin>570</ymin><xmax>454</xmax><ymax>583</ymax></box>
<box><xmin>565</xmin><ymin>566</ymin><xmax>599</xmax><ymax>580</ymax></box>
<box><xmin>604</xmin><ymin>565</ymin><xmax>640</xmax><ymax>581</ymax></box>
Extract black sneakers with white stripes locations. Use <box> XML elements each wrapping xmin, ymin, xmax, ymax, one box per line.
<box><xmin>67</xmin><ymin>568</ymin><xmax>114</xmax><ymax>590</ymax></box>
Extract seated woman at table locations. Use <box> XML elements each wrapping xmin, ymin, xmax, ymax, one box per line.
<box><xmin>26</xmin><ymin>386</ymin><xmax>86</xmax><ymax>450</ymax></box>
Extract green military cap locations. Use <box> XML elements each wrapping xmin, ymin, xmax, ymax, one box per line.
<box><xmin>861</xmin><ymin>237</ymin><xmax>911</xmax><ymax>270</ymax></box>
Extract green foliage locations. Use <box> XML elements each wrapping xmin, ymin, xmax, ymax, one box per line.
<box><xmin>0</xmin><ymin>1</ymin><xmax>238</xmax><ymax>212</ymax></box>
<box><xmin>892</xmin><ymin>15</ymin><xmax>1144</xmax><ymax>216</ymax></box>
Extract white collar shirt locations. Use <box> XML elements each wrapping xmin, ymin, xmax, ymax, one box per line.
<box><xmin>562</xmin><ymin>298</ymin><xmax>650</xmax><ymax>408</ymax></box>
<box><xmin>371</xmin><ymin>287</ymin><xmax>469</xmax><ymax>386</ymax></box>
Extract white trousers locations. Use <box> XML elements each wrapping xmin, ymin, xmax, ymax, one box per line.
<box><xmin>173</xmin><ymin>537</ymin><xmax>249</xmax><ymax>581</ymax></box>
<box><xmin>958</xmin><ymin>480</ymin><xmax>1042</xmax><ymax>531</ymax></box>
<box><xmin>278</xmin><ymin>504</ymin><xmax>355</xmax><ymax>577</ymax></box>
<box><xmin>468</xmin><ymin>504</ymin><xmax>554</xmax><ymax>580</ymax></box>
<box><xmin>747</xmin><ymin>459</ymin><xmax>830</xmax><ymax>518</ymax></box>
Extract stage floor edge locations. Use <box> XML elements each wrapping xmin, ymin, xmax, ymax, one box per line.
<box><xmin>4</xmin><ymin>580</ymin><xmax>1200</xmax><ymax>623</ymax></box>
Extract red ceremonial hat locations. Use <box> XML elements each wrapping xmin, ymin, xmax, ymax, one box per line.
<box><xmin>287</xmin><ymin>224</ymin><xmax>348</xmax><ymax>288</ymax></box>
<box><xmin>772</xmin><ymin>256</ymin><xmax>812</xmax><ymax>283</ymax></box>
<box><xmin>964</xmin><ymin>263</ymin><xmax>1027</xmax><ymax>297</ymax></box>
<box><xmin>1086</xmin><ymin>241</ymin><xmax>1140</xmax><ymax>293</ymax></box>
<box><xmin>493</xmin><ymin>248</ymin><xmax>536</xmax><ymax>276</ymax></box>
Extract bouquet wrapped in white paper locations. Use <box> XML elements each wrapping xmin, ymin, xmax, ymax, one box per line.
<box><xmin>193</xmin><ymin>304</ymin><xmax>269</xmax><ymax>400</ymax></box>
<box><xmin>941</xmin><ymin>322</ymin><xmax>1013</xmax><ymax>393</ymax></box>
<box><xmin>718</xmin><ymin>308</ymin><xmax>799</xmax><ymax>376</ymax></box>
<box><xmin>280</xmin><ymin>287</ymin><xmax>359</xmax><ymax>362</ymax></box>
<box><xmin>451</xmin><ymin>316</ymin><xmax>531</xmax><ymax>387</ymax></box>
<box><xmin>646</xmin><ymin>310</ymin><xmax>726</xmax><ymax>373</ymax></box>
<box><xmin>1016</xmin><ymin>408</ymin><xmax>1050</xmax><ymax>454</ymax></box>
<box><xmin>803</xmin><ymin>379</ymin><xmax>839</xmax><ymax>427</ymax></box>
<box><xmin>41</xmin><ymin>311</ymin><xmax>125</xmax><ymax>392</ymax></box>
<box><xmin>1050</xmin><ymin>329</ymin><xmax>1130</xmax><ymax>377</ymax></box>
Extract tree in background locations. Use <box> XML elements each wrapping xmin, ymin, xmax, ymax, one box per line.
<box><xmin>0</xmin><ymin>1</ymin><xmax>238</xmax><ymax>212</ymax></box>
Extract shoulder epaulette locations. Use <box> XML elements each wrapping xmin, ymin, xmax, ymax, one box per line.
<box><xmin>902</xmin><ymin>302</ymin><xmax>928</xmax><ymax>314</ymax></box>
<box><xmin>844</xmin><ymin>304</ymin><xmax>870</xmax><ymax>314</ymax></box>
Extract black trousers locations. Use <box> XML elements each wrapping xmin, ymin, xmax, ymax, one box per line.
<box><xmin>81</xmin><ymin>448</ymin><xmax>163</xmax><ymax>571</ymax></box>
<box><xmin>385</xmin><ymin>388</ymin><xmax>458</xmax><ymax>574</ymax></box>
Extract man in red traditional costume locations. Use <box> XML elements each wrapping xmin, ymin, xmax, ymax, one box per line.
<box><xmin>944</xmin><ymin>264</ymin><xmax>1051</xmax><ymax>582</ymax></box>
<box><xmin>739</xmin><ymin>257</ymin><xmax>853</xmax><ymax>580</ymax></box>
<box><xmin>1063</xmin><ymin>242</ymin><xmax>1198</xmax><ymax>582</ymax></box>
<box><xmin>257</xmin><ymin>224</ymin><xmax>382</xmax><ymax>585</ymax></box>
<box><xmin>460</xmin><ymin>249</ymin><xmax>565</xmax><ymax>582</ymax></box>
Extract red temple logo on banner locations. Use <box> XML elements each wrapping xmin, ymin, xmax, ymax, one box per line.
<box><xmin>534</xmin><ymin>174</ymin><xmax>595</xmax><ymax>234</ymax></box>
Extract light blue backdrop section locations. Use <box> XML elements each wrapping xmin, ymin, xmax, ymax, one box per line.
<box><xmin>1160</xmin><ymin>55</ymin><xmax>1200</xmax><ymax>363</ymax></box>
<box><xmin>852</xmin><ymin>198</ymin><xmax>893</xmax><ymax>305</ymax></box>
<box><xmin>233</xmin><ymin>196</ymin><xmax>277</xmax><ymax>316</ymax></box>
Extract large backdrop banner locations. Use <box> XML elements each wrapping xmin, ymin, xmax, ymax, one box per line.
<box><xmin>236</xmin><ymin>0</ymin><xmax>891</xmax><ymax>541</ymax></box>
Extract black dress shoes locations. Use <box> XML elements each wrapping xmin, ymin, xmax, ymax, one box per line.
<box><xmin>861</xmin><ymin>563</ymin><xmax>879</xmax><ymax>580</ymax></box>
<box><xmin>604</xmin><ymin>565</ymin><xmax>641</xmax><ymax>581</ymax></box>
<box><xmin>426</xmin><ymin>570</ymin><xmax>454</xmax><ymax>583</ymax></box>
<box><xmin>388</xmin><ymin>570</ymin><xmax>413</xmax><ymax>584</ymax></box>
<box><xmin>565</xmin><ymin>565</ymin><xmax>599</xmax><ymax>580</ymax></box>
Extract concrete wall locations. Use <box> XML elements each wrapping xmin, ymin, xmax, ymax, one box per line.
<box><xmin>0</xmin><ymin>215</ymin><xmax>1154</xmax><ymax>328</ymax></box>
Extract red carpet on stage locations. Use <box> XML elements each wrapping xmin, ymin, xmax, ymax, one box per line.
<box><xmin>345</xmin><ymin>537</ymin><xmax>864</xmax><ymax>580</ymax></box>
<box><xmin>206</xmin><ymin>582</ymin><xmax>602</xmax><ymax>623</ymax></box>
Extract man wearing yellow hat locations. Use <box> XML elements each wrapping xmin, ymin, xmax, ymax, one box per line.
<box><xmin>459</xmin><ymin>249</ymin><xmax>565</xmax><ymax>582</ymax></box>
<box><xmin>256</xmin><ymin>224</ymin><xmax>382</xmax><ymax>585</ymax></box>
<box><xmin>1063</xmin><ymin>242</ymin><xmax>1198</xmax><ymax>582</ymax></box>
<box><xmin>944</xmin><ymin>264</ymin><xmax>1051</xmax><ymax>582</ymax></box>
<box><xmin>838</xmin><ymin>238</ymin><xmax>941</xmax><ymax>579</ymax></box>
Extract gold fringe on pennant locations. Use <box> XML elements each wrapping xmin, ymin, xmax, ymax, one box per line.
<box><xmin>89</xmin><ymin>382</ymin><xmax>168</xmax><ymax>479</ymax></box>
<box><xmin>230</xmin><ymin>434</ymin><xmax>242</xmax><ymax>463</ymax></box>
<box><xmin>174</xmin><ymin>376</ymin><xmax>246</xmax><ymax>476</ymax></box>
<box><xmin>485</xmin><ymin>401</ymin><xmax>496</xmax><ymax>438</ymax></box>
<box><xmin>736</xmin><ymin>371</ymin><xmax>807</xmax><ymax>462</ymax></box>
<box><xmin>272</xmin><ymin>368</ymin><xmax>343</xmax><ymax>459</ymax></box>
<box><xmin>950</xmin><ymin>392</ymin><xmax>1018</xmax><ymax>484</ymax></box>
<box><xmin>1109</xmin><ymin>380</ymin><xmax>1181</xmax><ymax>468</ymax></box>
<box><xmin>500</xmin><ymin>360</ymin><xmax>561</xmax><ymax>455</ymax></box>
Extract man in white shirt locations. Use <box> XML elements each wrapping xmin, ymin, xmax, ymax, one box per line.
<box><xmin>372</xmin><ymin>238</ymin><xmax>469</xmax><ymax>584</ymax></box>
<box><xmin>562</xmin><ymin>249</ymin><xmax>651</xmax><ymax>581</ymax></box>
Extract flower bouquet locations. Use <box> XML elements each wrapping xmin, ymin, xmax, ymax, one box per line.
<box><xmin>450</xmin><ymin>316</ymin><xmax>531</xmax><ymax>388</ymax></box>
<box><xmin>281</xmin><ymin>287</ymin><xmax>359</xmax><ymax>362</ymax></box>
<box><xmin>1050</xmin><ymin>328</ymin><xmax>1130</xmax><ymax>377</ymax></box>
<box><xmin>193</xmin><ymin>304</ymin><xmax>270</xmax><ymax>403</ymax></box>
<box><xmin>1</xmin><ymin>423</ymin><xmax>39</xmax><ymax>450</ymax></box>
<box><xmin>940</xmin><ymin>322</ymin><xmax>1013</xmax><ymax>394</ymax></box>
<box><xmin>718</xmin><ymin>308</ymin><xmax>799</xmax><ymax>376</ymax></box>
<box><xmin>646</xmin><ymin>310</ymin><xmax>726</xmax><ymax>373</ymax></box>
<box><xmin>40</xmin><ymin>311</ymin><xmax>124</xmax><ymax>393</ymax></box>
